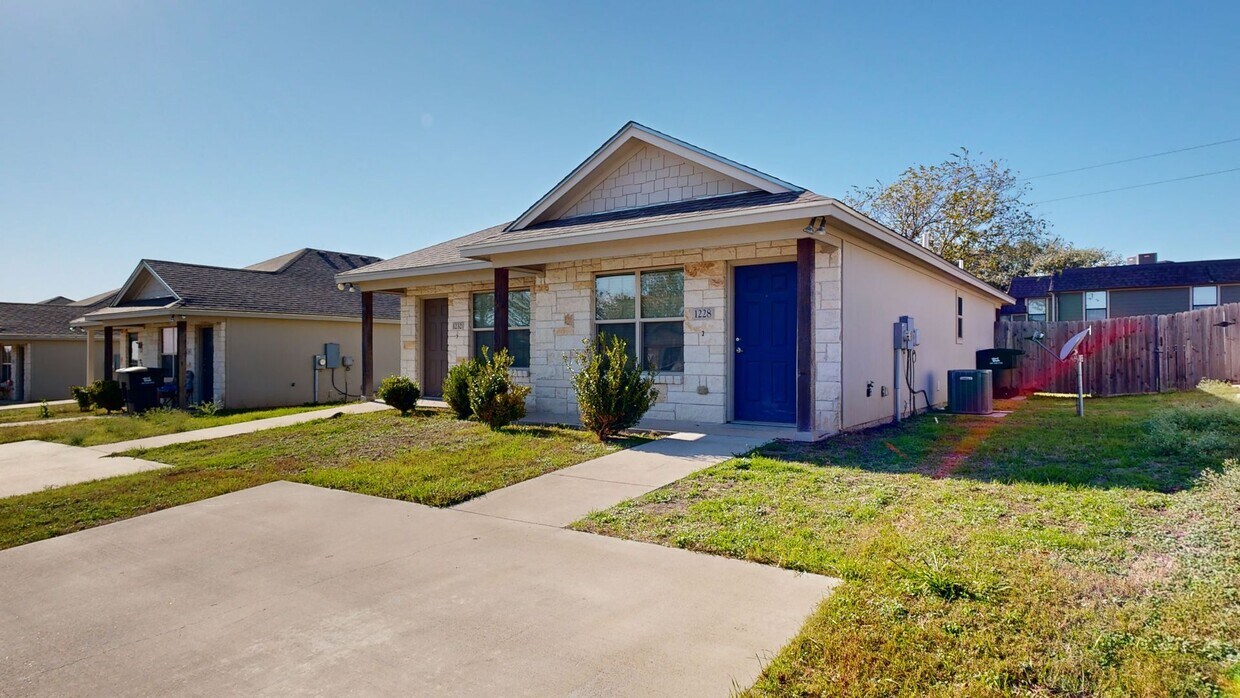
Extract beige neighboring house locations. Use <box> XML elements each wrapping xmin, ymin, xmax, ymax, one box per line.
<box><xmin>71</xmin><ymin>249</ymin><xmax>401</xmax><ymax>409</ymax></box>
<box><xmin>0</xmin><ymin>291</ymin><xmax>116</xmax><ymax>403</ymax></box>
<box><xmin>338</xmin><ymin>122</ymin><xmax>1013</xmax><ymax>439</ymax></box>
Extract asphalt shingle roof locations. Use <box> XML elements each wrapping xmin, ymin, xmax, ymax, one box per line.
<box><xmin>1008</xmin><ymin>258</ymin><xmax>1240</xmax><ymax>298</ymax></box>
<box><xmin>85</xmin><ymin>249</ymin><xmax>400</xmax><ymax>321</ymax></box>
<box><xmin>340</xmin><ymin>190</ymin><xmax>826</xmax><ymax>278</ymax></box>
<box><xmin>0</xmin><ymin>292</ymin><xmax>116</xmax><ymax>338</ymax></box>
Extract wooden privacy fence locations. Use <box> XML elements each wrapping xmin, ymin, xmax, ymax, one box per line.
<box><xmin>994</xmin><ymin>302</ymin><xmax>1240</xmax><ymax>396</ymax></box>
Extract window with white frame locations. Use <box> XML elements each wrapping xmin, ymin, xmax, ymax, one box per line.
<box><xmin>1</xmin><ymin>345</ymin><xmax>13</xmax><ymax>391</ymax></box>
<box><xmin>1026</xmin><ymin>297</ymin><xmax>1048</xmax><ymax>322</ymax></box>
<box><xmin>1085</xmin><ymin>291</ymin><xmax>1108</xmax><ymax>320</ymax></box>
<box><xmin>955</xmin><ymin>293</ymin><xmax>964</xmax><ymax>341</ymax></box>
<box><xmin>595</xmin><ymin>269</ymin><xmax>684</xmax><ymax>372</ymax></box>
<box><xmin>160</xmin><ymin>326</ymin><xmax>179</xmax><ymax>379</ymax></box>
<box><xmin>472</xmin><ymin>290</ymin><xmax>530</xmax><ymax>367</ymax></box>
<box><xmin>1192</xmin><ymin>285</ymin><xmax>1218</xmax><ymax>310</ymax></box>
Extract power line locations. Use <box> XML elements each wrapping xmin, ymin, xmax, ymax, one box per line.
<box><xmin>1031</xmin><ymin>166</ymin><xmax>1240</xmax><ymax>204</ymax></box>
<box><xmin>1026</xmin><ymin>137</ymin><xmax>1240</xmax><ymax>180</ymax></box>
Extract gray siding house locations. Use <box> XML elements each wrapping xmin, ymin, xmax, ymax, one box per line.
<box><xmin>1004</xmin><ymin>254</ymin><xmax>1240</xmax><ymax>322</ymax></box>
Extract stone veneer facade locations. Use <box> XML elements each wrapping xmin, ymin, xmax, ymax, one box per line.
<box><xmin>399</xmin><ymin>239</ymin><xmax>843</xmax><ymax>436</ymax></box>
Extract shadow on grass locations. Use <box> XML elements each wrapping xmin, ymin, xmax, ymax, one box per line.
<box><xmin>763</xmin><ymin>386</ymin><xmax>1240</xmax><ymax>493</ymax></box>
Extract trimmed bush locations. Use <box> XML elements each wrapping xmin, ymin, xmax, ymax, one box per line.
<box><xmin>377</xmin><ymin>375</ymin><xmax>421</xmax><ymax>416</ymax></box>
<box><xmin>566</xmin><ymin>334</ymin><xmax>658</xmax><ymax>439</ymax></box>
<box><xmin>467</xmin><ymin>348</ymin><xmax>530</xmax><ymax>429</ymax></box>
<box><xmin>442</xmin><ymin>359</ymin><xmax>481</xmax><ymax>420</ymax></box>
<box><xmin>89</xmin><ymin>379</ymin><xmax>124</xmax><ymax>413</ymax></box>
<box><xmin>70</xmin><ymin>385</ymin><xmax>93</xmax><ymax>412</ymax></box>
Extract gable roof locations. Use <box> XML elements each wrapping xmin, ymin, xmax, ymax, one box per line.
<box><xmin>506</xmin><ymin>121</ymin><xmax>801</xmax><ymax>231</ymax></box>
<box><xmin>78</xmin><ymin>249</ymin><xmax>400</xmax><ymax>325</ymax></box>
<box><xmin>0</xmin><ymin>291</ymin><xmax>116</xmax><ymax>339</ymax></box>
<box><xmin>1008</xmin><ymin>257</ymin><xmax>1240</xmax><ymax>298</ymax></box>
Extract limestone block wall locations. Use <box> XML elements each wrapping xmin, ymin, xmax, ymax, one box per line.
<box><xmin>396</xmin><ymin>237</ymin><xmax>845</xmax><ymax>432</ymax></box>
<box><xmin>560</xmin><ymin>144</ymin><xmax>756</xmax><ymax>219</ymax></box>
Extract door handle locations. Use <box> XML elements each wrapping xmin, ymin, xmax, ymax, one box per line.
<box><xmin>736</xmin><ymin>347</ymin><xmax>743</xmax><ymax>354</ymax></box>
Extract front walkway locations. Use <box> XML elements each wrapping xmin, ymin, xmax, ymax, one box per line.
<box><xmin>454</xmin><ymin>431</ymin><xmax>769</xmax><ymax>526</ymax></box>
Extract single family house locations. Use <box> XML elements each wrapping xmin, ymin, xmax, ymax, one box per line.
<box><xmin>337</xmin><ymin>123</ymin><xmax>1013</xmax><ymax>439</ymax></box>
<box><xmin>1004</xmin><ymin>253</ymin><xmax>1240</xmax><ymax>321</ymax></box>
<box><xmin>71</xmin><ymin>249</ymin><xmax>401</xmax><ymax>408</ymax></box>
<box><xmin>0</xmin><ymin>291</ymin><xmax>116</xmax><ymax>402</ymax></box>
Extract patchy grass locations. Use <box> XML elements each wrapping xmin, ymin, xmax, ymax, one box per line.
<box><xmin>0</xmin><ymin>402</ymin><xmax>99</xmax><ymax>424</ymax></box>
<box><xmin>0</xmin><ymin>410</ymin><xmax>635</xmax><ymax>550</ymax></box>
<box><xmin>0</xmin><ymin>404</ymin><xmax>331</xmax><ymax>447</ymax></box>
<box><xmin>576</xmin><ymin>386</ymin><xmax>1240</xmax><ymax>696</ymax></box>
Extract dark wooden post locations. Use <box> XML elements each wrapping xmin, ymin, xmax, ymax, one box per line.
<box><xmin>176</xmin><ymin>320</ymin><xmax>188</xmax><ymax>407</ymax></box>
<box><xmin>361</xmin><ymin>291</ymin><xmax>374</xmax><ymax>400</ymax></box>
<box><xmin>796</xmin><ymin>238</ymin><xmax>815</xmax><ymax>433</ymax></box>
<box><xmin>493</xmin><ymin>267</ymin><xmax>509</xmax><ymax>354</ymax></box>
<box><xmin>103</xmin><ymin>326</ymin><xmax>114</xmax><ymax>380</ymax></box>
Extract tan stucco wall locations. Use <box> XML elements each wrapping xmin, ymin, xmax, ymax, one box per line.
<box><xmin>840</xmin><ymin>238</ymin><xmax>1000</xmax><ymax>430</ymax></box>
<box><xmin>27</xmin><ymin>340</ymin><xmax>88</xmax><ymax>401</ymax></box>
<box><xmin>223</xmin><ymin>317</ymin><xmax>399</xmax><ymax>408</ymax></box>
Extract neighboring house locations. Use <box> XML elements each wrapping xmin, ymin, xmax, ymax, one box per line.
<box><xmin>1003</xmin><ymin>254</ymin><xmax>1240</xmax><ymax>322</ymax></box>
<box><xmin>0</xmin><ymin>291</ymin><xmax>116</xmax><ymax>403</ymax></box>
<box><xmin>70</xmin><ymin>249</ymin><xmax>401</xmax><ymax>409</ymax></box>
<box><xmin>337</xmin><ymin>122</ymin><xmax>1013</xmax><ymax>438</ymax></box>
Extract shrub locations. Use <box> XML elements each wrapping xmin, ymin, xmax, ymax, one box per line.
<box><xmin>38</xmin><ymin>400</ymin><xmax>52</xmax><ymax>419</ymax></box>
<box><xmin>442</xmin><ymin>359</ymin><xmax>481</xmax><ymax>419</ymax></box>
<box><xmin>467</xmin><ymin>348</ymin><xmax>530</xmax><ymax>429</ymax></box>
<box><xmin>70</xmin><ymin>385</ymin><xmax>93</xmax><ymax>412</ymax></box>
<box><xmin>89</xmin><ymin>379</ymin><xmax>124</xmax><ymax>413</ymax></box>
<box><xmin>377</xmin><ymin>375</ymin><xmax>421</xmax><ymax>416</ymax></box>
<box><xmin>193</xmin><ymin>400</ymin><xmax>221</xmax><ymax>418</ymax></box>
<box><xmin>565</xmin><ymin>334</ymin><xmax>659</xmax><ymax>439</ymax></box>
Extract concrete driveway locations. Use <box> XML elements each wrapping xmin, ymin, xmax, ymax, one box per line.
<box><xmin>1</xmin><ymin>481</ymin><xmax>836</xmax><ymax>696</ymax></box>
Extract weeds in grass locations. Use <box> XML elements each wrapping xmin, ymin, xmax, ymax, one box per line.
<box><xmin>1143</xmin><ymin>403</ymin><xmax>1240</xmax><ymax>456</ymax></box>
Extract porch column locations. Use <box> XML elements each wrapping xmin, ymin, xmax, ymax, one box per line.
<box><xmin>493</xmin><ymin>267</ymin><xmax>509</xmax><ymax>354</ymax></box>
<box><xmin>103</xmin><ymin>326</ymin><xmax>114</xmax><ymax>381</ymax></box>
<box><xmin>85</xmin><ymin>329</ymin><xmax>97</xmax><ymax>383</ymax></box>
<box><xmin>176</xmin><ymin>320</ymin><xmax>187</xmax><ymax>407</ymax></box>
<box><xmin>361</xmin><ymin>291</ymin><xmax>374</xmax><ymax>400</ymax></box>
<box><xmin>796</xmin><ymin>238</ymin><xmax>814</xmax><ymax>433</ymax></box>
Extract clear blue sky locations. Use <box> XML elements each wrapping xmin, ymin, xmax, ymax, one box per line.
<box><xmin>3</xmin><ymin>1</ymin><xmax>1238</xmax><ymax>302</ymax></box>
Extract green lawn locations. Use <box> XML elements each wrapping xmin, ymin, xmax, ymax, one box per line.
<box><xmin>0</xmin><ymin>403</ymin><xmax>332</xmax><ymax>447</ymax></box>
<box><xmin>0</xmin><ymin>401</ymin><xmax>98</xmax><ymax>424</ymax></box>
<box><xmin>0</xmin><ymin>409</ymin><xmax>635</xmax><ymax>550</ymax></box>
<box><xmin>576</xmin><ymin>383</ymin><xmax>1240</xmax><ymax>696</ymax></box>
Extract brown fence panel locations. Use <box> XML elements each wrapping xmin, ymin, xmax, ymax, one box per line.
<box><xmin>995</xmin><ymin>302</ymin><xmax>1240</xmax><ymax>396</ymax></box>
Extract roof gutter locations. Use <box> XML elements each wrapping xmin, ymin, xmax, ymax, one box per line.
<box><xmin>335</xmin><ymin>259</ymin><xmax>490</xmax><ymax>284</ymax></box>
<box><xmin>70</xmin><ymin>307</ymin><xmax>400</xmax><ymax>328</ymax></box>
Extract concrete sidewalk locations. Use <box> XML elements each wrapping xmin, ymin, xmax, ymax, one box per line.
<box><xmin>91</xmin><ymin>401</ymin><xmax>392</xmax><ymax>454</ymax></box>
<box><xmin>453</xmin><ymin>431</ymin><xmax>767</xmax><ymax>527</ymax></box>
<box><xmin>0</xmin><ymin>401</ymin><xmax>393</xmax><ymax>498</ymax></box>
<box><xmin>0</xmin><ymin>481</ymin><xmax>837</xmax><ymax>696</ymax></box>
<box><xmin>0</xmin><ymin>399</ymin><xmax>74</xmax><ymax>411</ymax></box>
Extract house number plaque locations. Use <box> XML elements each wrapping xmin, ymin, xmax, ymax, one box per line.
<box><xmin>690</xmin><ymin>307</ymin><xmax>714</xmax><ymax>320</ymax></box>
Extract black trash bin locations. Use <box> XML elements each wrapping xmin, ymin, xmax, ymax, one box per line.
<box><xmin>976</xmin><ymin>348</ymin><xmax>1024</xmax><ymax>398</ymax></box>
<box><xmin>115</xmin><ymin>366</ymin><xmax>162</xmax><ymax>413</ymax></box>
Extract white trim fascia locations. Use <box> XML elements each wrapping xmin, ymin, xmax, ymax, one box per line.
<box><xmin>71</xmin><ymin>308</ymin><xmax>400</xmax><ymax>328</ymax></box>
<box><xmin>335</xmin><ymin>259</ymin><xmax>490</xmax><ymax>285</ymax></box>
<box><xmin>112</xmin><ymin>261</ymin><xmax>182</xmax><ymax>305</ymax></box>
<box><xmin>508</xmin><ymin>122</ymin><xmax>800</xmax><ymax>231</ymax></box>
<box><xmin>467</xmin><ymin>199</ymin><xmax>834</xmax><ymax>256</ymax></box>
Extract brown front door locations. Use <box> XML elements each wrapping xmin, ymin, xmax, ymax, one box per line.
<box><xmin>422</xmin><ymin>298</ymin><xmax>449</xmax><ymax>397</ymax></box>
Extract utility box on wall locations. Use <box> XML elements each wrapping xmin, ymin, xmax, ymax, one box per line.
<box><xmin>947</xmin><ymin>369</ymin><xmax>993</xmax><ymax>414</ymax></box>
<box><xmin>324</xmin><ymin>343</ymin><xmax>341</xmax><ymax>369</ymax></box>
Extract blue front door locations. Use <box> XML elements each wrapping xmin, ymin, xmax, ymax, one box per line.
<box><xmin>734</xmin><ymin>262</ymin><xmax>797</xmax><ymax>423</ymax></box>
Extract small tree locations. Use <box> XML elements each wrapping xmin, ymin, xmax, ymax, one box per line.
<box><xmin>377</xmin><ymin>375</ymin><xmax>421</xmax><ymax>416</ymax></box>
<box><xmin>467</xmin><ymin>348</ymin><xmax>530</xmax><ymax>429</ymax></box>
<box><xmin>70</xmin><ymin>385</ymin><xmax>93</xmax><ymax>412</ymax></box>
<box><xmin>442</xmin><ymin>359</ymin><xmax>481</xmax><ymax>420</ymax></box>
<box><xmin>566</xmin><ymin>335</ymin><xmax>658</xmax><ymax>439</ymax></box>
<box><xmin>89</xmin><ymin>379</ymin><xmax>124</xmax><ymax>414</ymax></box>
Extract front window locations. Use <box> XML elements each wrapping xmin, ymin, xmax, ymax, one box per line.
<box><xmin>1085</xmin><ymin>291</ymin><xmax>1107</xmax><ymax>321</ymax></box>
<box><xmin>160</xmin><ymin>326</ymin><xmax>179</xmax><ymax>379</ymax></box>
<box><xmin>1026</xmin><ymin>298</ymin><xmax>1048</xmax><ymax>322</ymax></box>
<box><xmin>1</xmin><ymin>345</ymin><xmax>13</xmax><ymax>387</ymax></box>
<box><xmin>1192</xmin><ymin>286</ymin><xmax>1218</xmax><ymax>310</ymax></box>
<box><xmin>472</xmin><ymin>290</ymin><xmax>530</xmax><ymax>368</ymax></box>
<box><xmin>595</xmin><ymin>269</ymin><xmax>684</xmax><ymax>372</ymax></box>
